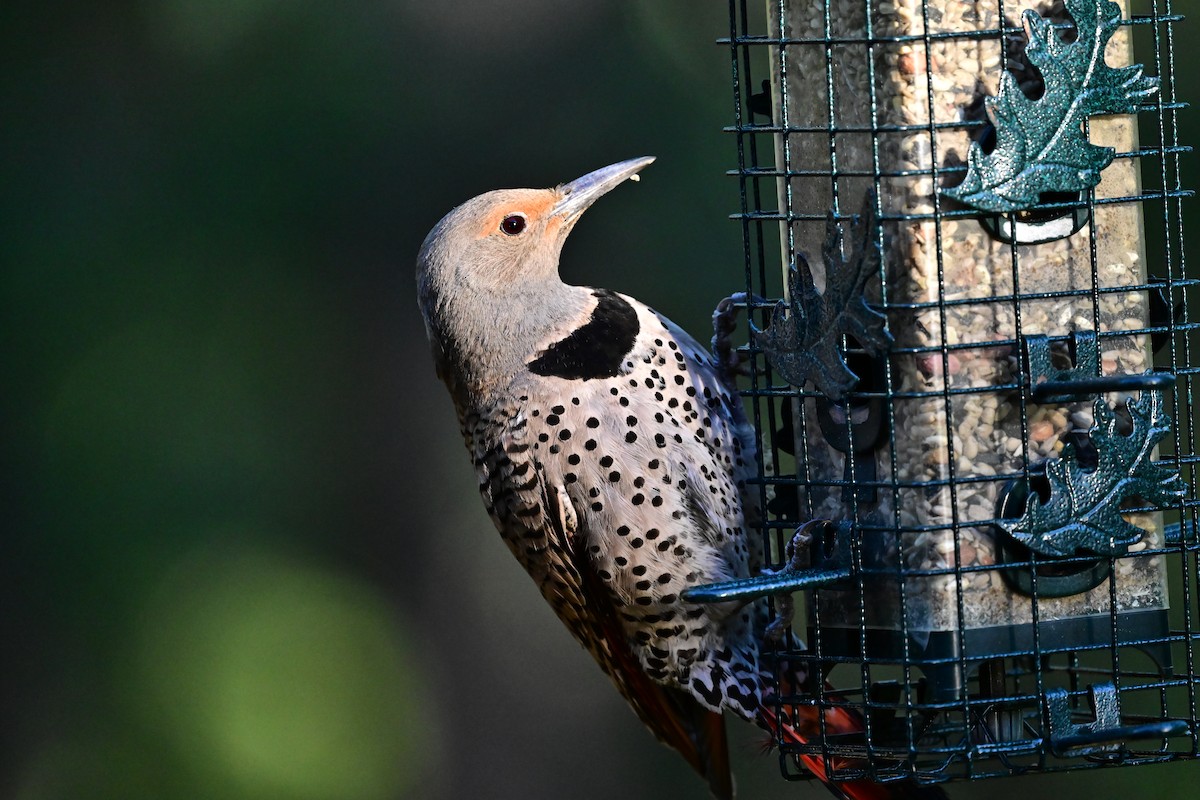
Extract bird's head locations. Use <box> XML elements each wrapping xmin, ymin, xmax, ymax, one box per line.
<box><xmin>417</xmin><ymin>156</ymin><xmax>655</xmax><ymax>298</ymax></box>
<box><xmin>415</xmin><ymin>157</ymin><xmax>655</xmax><ymax>398</ymax></box>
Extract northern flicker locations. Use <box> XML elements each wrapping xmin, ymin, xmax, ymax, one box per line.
<box><xmin>415</xmin><ymin>158</ymin><xmax>941</xmax><ymax>800</ymax></box>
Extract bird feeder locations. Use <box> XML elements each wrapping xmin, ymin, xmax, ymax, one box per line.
<box><xmin>686</xmin><ymin>0</ymin><xmax>1196</xmax><ymax>786</ymax></box>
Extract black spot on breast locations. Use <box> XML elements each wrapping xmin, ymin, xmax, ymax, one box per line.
<box><xmin>527</xmin><ymin>290</ymin><xmax>640</xmax><ymax>380</ymax></box>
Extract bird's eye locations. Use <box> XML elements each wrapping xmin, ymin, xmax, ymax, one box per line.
<box><xmin>501</xmin><ymin>214</ymin><xmax>527</xmax><ymax>236</ymax></box>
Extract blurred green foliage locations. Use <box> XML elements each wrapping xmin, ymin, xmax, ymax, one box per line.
<box><xmin>2</xmin><ymin>1</ymin><xmax>1196</xmax><ymax>799</ymax></box>
<box><xmin>133</xmin><ymin>545</ymin><xmax>431</xmax><ymax>800</ymax></box>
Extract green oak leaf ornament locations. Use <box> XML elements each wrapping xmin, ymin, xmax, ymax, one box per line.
<box><xmin>754</xmin><ymin>196</ymin><xmax>891</xmax><ymax>401</ymax></box>
<box><xmin>944</xmin><ymin>0</ymin><xmax>1159</xmax><ymax>212</ymax></box>
<box><xmin>999</xmin><ymin>390</ymin><xmax>1184</xmax><ymax>557</ymax></box>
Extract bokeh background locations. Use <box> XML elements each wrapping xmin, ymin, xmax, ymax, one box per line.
<box><xmin>3</xmin><ymin>1</ymin><xmax>1196</xmax><ymax>799</ymax></box>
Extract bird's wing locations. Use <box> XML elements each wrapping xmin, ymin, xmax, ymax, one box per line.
<box><xmin>649</xmin><ymin>307</ymin><xmax>764</xmax><ymax>583</ymax></box>
<box><xmin>470</xmin><ymin>409</ymin><xmax>734</xmax><ymax>799</ymax></box>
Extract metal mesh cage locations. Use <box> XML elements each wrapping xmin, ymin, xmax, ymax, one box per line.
<box><xmin>709</xmin><ymin>0</ymin><xmax>1196</xmax><ymax>786</ymax></box>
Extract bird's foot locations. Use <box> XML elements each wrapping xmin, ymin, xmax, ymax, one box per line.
<box><xmin>711</xmin><ymin>292</ymin><xmax>765</xmax><ymax>381</ymax></box>
<box><xmin>762</xmin><ymin>520</ymin><xmax>821</xmax><ymax>642</ymax></box>
<box><xmin>763</xmin><ymin>598</ymin><xmax>794</xmax><ymax>643</ymax></box>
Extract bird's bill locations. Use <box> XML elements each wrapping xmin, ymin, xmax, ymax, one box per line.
<box><xmin>552</xmin><ymin>156</ymin><xmax>656</xmax><ymax>223</ymax></box>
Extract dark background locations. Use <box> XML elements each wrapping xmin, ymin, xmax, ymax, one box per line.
<box><xmin>3</xmin><ymin>2</ymin><xmax>1196</xmax><ymax>798</ymax></box>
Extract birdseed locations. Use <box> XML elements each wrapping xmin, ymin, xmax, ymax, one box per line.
<box><xmin>763</xmin><ymin>0</ymin><xmax>1166</xmax><ymax>634</ymax></box>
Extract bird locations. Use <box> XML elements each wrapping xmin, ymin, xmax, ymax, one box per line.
<box><xmin>415</xmin><ymin>157</ymin><xmax>945</xmax><ymax>800</ymax></box>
